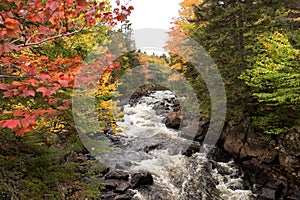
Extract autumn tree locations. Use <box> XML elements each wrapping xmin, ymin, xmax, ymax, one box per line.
<box><xmin>0</xmin><ymin>0</ymin><xmax>133</xmax><ymax>136</ymax></box>
<box><xmin>168</xmin><ymin>0</ymin><xmax>300</xmax><ymax>127</ymax></box>
<box><xmin>0</xmin><ymin>0</ymin><xmax>134</xmax><ymax>198</ymax></box>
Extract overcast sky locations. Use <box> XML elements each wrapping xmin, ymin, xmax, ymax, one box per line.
<box><xmin>125</xmin><ymin>0</ymin><xmax>182</xmax><ymax>30</ymax></box>
<box><xmin>110</xmin><ymin>0</ymin><xmax>182</xmax><ymax>55</ymax></box>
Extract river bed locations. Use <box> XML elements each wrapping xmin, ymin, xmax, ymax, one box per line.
<box><xmin>98</xmin><ymin>90</ymin><xmax>255</xmax><ymax>199</ymax></box>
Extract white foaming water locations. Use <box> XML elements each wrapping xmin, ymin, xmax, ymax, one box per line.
<box><xmin>101</xmin><ymin>91</ymin><xmax>255</xmax><ymax>199</ymax></box>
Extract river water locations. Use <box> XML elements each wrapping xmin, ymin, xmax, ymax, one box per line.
<box><xmin>98</xmin><ymin>90</ymin><xmax>255</xmax><ymax>199</ymax></box>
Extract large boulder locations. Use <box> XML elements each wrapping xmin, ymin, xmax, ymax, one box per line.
<box><xmin>165</xmin><ymin>111</ymin><xmax>182</xmax><ymax>129</ymax></box>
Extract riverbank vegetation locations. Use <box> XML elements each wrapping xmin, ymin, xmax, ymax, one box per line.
<box><xmin>0</xmin><ymin>0</ymin><xmax>133</xmax><ymax>198</ymax></box>
<box><xmin>0</xmin><ymin>0</ymin><xmax>299</xmax><ymax>199</ymax></box>
<box><xmin>166</xmin><ymin>0</ymin><xmax>299</xmax><ymax>135</ymax></box>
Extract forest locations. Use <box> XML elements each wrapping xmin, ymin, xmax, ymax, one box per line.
<box><xmin>0</xmin><ymin>0</ymin><xmax>299</xmax><ymax>199</ymax></box>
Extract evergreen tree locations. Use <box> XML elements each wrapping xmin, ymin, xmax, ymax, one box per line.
<box><xmin>168</xmin><ymin>0</ymin><xmax>300</xmax><ymax>131</ymax></box>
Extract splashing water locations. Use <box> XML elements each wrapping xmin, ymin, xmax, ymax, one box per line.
<box><xmin>98</xmin><ymin>91</ymin><xmax>255</xmax><ymax>199</ymax></box>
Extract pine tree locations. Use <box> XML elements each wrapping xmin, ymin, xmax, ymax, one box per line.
<box><xmin>168</xmin><ymin>0</ymin><xmax>299</xmax><ymax>129</ymax></box>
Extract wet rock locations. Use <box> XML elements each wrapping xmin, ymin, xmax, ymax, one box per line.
<box><xmin>203</xmin><ymin>162</ymin><xmax>213</xmax><ymax>172</ymax></box>
<box><xmin>181</xmin><ymin>121</ymin><xmax>203</xmax><ymax>140</ymax></box>
<box><xmin>165</xmin><ymin>111</ymin><xmax>182</xmax><ymax>129</ymax></box>
<box><xmin>114</xmin><ymin>193</ymin><xmax>133</xmax><ymax>200</ymax></box>
<box><xmin>99</xmin><ymin>167</ymin><xmax>110</xmax><ymax>176</ymax></box>
<box><xmin>104</xmin><ymin>179</ymin><xmax>120</xmax><ymax>190</ymax></box>
<box><xmin>115</xmin><ymin>164</ymin><xmax>126</xmax><ymax>170</ymax></box>
<box><xmin>131</xmin><ymin>172</ymin><xmax>154</xmax><ymax>188</ymax></box>
<box><xmin>105</xmin><ymin>171</ymin><xmax>129</xmax><ymax>181</ymax></box>
<box><xmin>182</xmin><ymin>142</ymin><xmax>201</xmax><ymax>157</ymax></box>
<box><xmin>257</xmin><ymin>187</ymin><xmax>276</xmax><ymax>200</ymax></box>
<box><xmin>100</xmin><ymin>191</ymin><xmax>118</xmax><ymax>200</ymax></box>
<box><xmin>144</xmin><ymin>144</ymin><xmax>162</xmax><ymax>153</ymax></box>
<box><xmin>115</xmin><ymin>181</ymin><xmax>131</xmax><ymax>193</ymax></box>
<box><xmin>129</xmin><ymin>88</ymin><xmax>149</xmax><ymax>106</ymax></box>
<box><xmin>207</xmin><ymin>147</ymin><xmax>232</xmax><ymax>163</ymax></box>
<box><xmin>104</xmin><ymin>179</ymin><xmax>130</xmax><ymax>193</ymax></box>
<box><xmin>114</xmin><ymin>190</ymin><xmax>135</xmax><ymax>199</ymax></box>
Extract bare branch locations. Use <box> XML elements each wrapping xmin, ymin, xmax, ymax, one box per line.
<box><xmin>17</xmin><ymin>28</ymin><xmax>87</xmax><ymax>47</ymax></box>
<box><xmin>0</xmin><ymin>75</ymin><xmax>23</xmax><ymax>79</ymax></box>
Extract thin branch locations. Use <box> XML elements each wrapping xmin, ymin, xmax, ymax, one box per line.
<box><xmin>11</xmin><ymin>38</ymin><xmax>20</xmax><ymax>44</ymax></box>
<box><xmin>0</xmin><ymin>75</ymin><xmax>23</xmax><ymax>80</ymax></box>
<box><xmin>17</xmin><ymin>28</ymin><xmax>87</xmax><ymax>47</ymax></box>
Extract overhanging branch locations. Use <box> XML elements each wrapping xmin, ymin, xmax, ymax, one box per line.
<box><xmin>17</xmin><ymin>27</ymin><xmax>88</xmax><ymax>47</ymax></box>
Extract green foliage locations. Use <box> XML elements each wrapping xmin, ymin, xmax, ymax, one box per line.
<box><xmin>0</xmin><ymin>129</ymin><xmax>104</xmax><ymax>199</ymax></box>
<box><xmin>171</xmin><ymin>0</ymin><xmax>300</xmax><ymax>132</ymax></box>
<box><xmin>37</xmin><ymin>27</ymin><xmax>109</xmax><ymax>60</ymax></box>
<box><xmin>240</xmin><ymin>32</ymin><xmax>300</xmax><ymax>134</ymax></box>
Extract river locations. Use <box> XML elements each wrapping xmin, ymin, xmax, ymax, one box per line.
<box><xmin>97</xmin><ymin>90</ymin><xmax>255</xmax><ymax>199</ymax></box>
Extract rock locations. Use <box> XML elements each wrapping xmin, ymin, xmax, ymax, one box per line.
<box><xmin>257</xmin><ymin>187</ymin><xmax>276</xmax><ymax>200</ymax></box>
<box><xmin>105</xmin><ymin>171</ymin><xmax>129</xmax><ymax>181</ymax></box>
<box><xmin>129</xmin><ymin>88</ymin><xmax>149</xmax><ymax>106</ymax></box>
<box><xmin>99</xmin><ymin>167</ymin><xmax>110</xmax><ymax>176</ymax></box>
<box><xmin>220</xmin><ymin>116</ymin><xmax>300</xmax><ymax>199</ymax></box>
<box><xmin>223</xmin><ymin>118</ymin><xmax>249</xmax><ymax>157</ymax></box>
<box><xmin>240</xmin><ymin>141</ymin><xmax>277</xmax><ymax>163</ymax></box>
<box><xmin>165</xmin><ymin>111</ymin><xmax>182</xmax><ymax>129</ymax></box>
<box><xmin>144</xmin><ymin>144</ymin><xmax>162</xmax><ymax>153</ymax></box>
<box><xmin>104</xmin><ymin>179</ymin><xmax>120</xmax><ymax>190</ymax></box>
<box><xmin>73</xmin><ymin>153</ymin><xmax>88</xmax><ymax>163</ymax></box>
<box><xmin>115</xmin><ymin>181</ymin><xmax>131</xmax><ymax>193</ymax></box>
<box><xmin>279</xmin><ymin>154</ymin><xmax>300</xmax><ymax>171</ymax></box>
<box><xmin>104</xmin><ymin>179</ymin><xmax>130</xmax><ymax>193</ymax></box>
<box><xmin>114</xmin><ymin>193</ymin><xmax>133</xmax><ymax>200</ymax></box>
<box><xmin>81</xmin><ymin>176</ymin><xmax>91</xmax><ymax>184</ymax></box>
<box><xmin>182</xmin><ymin>142</ymin><xmax>201</xmax><ymax>157</ymax></box>
<box><xmin>181</xmin><ymin>124</ymin><xmax>203</xmax><ymax>141</ymax></box>
<box><xmin>207</xmin><ymin>147</ymin><xmax>232</xmax><ymax>162</ymax></box>
<box><xmin>100</xmin><ymin>191</ymin><xmax>118</xmax><ymax>200</ymax></box>
<box><xmin>131</xmin><ymin>172</ymin><xmax>154</xmax><ymax>188</ymax></box>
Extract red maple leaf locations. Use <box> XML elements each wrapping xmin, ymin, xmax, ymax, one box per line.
<box><xmin>0</xmin><ymin>43</ymin><xmax>19</xmax><ymax>55</ymax></box>
<box><xmin>2</xmin><ymin>119</ymin><xmax>21</xmax><ymax>130</ymax></box>
<box><xmin>15</xmin><ymin>127</ymin><xmax>32</xmax><ymax>137</ymax></box>
<box><xmin>21</xmin><ymin>89</ymin><xmax>36</xmax><ymax>97</ymax></box>
<box><xmin>13</xmin><ymin>110</ymin><xmax>23</xmax><ymax>117</ymax></box>
<box><xmin>36</xmin><ymin>87</ymin><xmax>48</xmax><ymax>97</ymax></box>
<box><xmin>5</xmin><ymin>18</ymin><xmax>19</xmax><ymax>30</ymax></box>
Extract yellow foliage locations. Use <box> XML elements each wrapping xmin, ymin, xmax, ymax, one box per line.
<box><xmin>95</xmin><ymin>73</ymin><xmax>123</xmax><ymax>134</ymax></box>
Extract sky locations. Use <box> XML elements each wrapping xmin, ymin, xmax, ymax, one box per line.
<box><xmin>125</xmin><ymin>0</ymin><xmax>182</xmax><ymax>30</ymax></box>
<box><xmin>110</xmin><ymin>0</ymin><xmax>183</xmax><ymax>55</ymax></box>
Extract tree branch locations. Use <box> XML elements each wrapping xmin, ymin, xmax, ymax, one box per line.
<box><xmin>17</xmin><ymin>28</ymin><xmax>87</xmax><ymax>47</ymax></box>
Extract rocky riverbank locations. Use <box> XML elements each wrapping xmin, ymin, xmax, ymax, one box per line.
<box><xmin>166</xmin><ymin>115</ymin><xmax>300</xmax><ymax>199</ymax></box>
<box><xmin>101</xmin><ymin>88</ymin><xmax>300</xmax><ymax>199</ymax></box>
<box><xmin>99</xmin><ymin>170</ymin><xmax>154</xmax><ymax>200</ymax></box>
<box><xmin>222</xmin><ymin>117</ymin><xmax>300</xmax><ymax>199</ymax></box>
<box><xmin>136</xmin><ymin>88</ymin><xmax>299</xmax><ymax>199</ymax></box>
<box><xmin>166</xmin><ymin>111</ymin><xmax>300</xmax><ymax>199</ymax></box>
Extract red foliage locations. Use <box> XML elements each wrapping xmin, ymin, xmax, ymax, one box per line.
<box><xmin>0</xmin><ymin>0</ymin><xmax>132</xmax><ymax>136</ymax></box>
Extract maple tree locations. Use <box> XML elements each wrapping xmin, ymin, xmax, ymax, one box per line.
<box><xmin>0</xmin><ymin>0</ymin><xmax>133</xmax><ymax>136</ymax></box>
